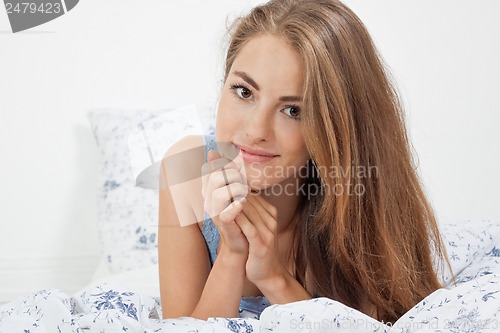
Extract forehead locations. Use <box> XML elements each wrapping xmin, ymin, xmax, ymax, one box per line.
<box><xmin>231</xmin><ymin>34</ymin><xmax>305</xmax><ymax>93</ymax></box>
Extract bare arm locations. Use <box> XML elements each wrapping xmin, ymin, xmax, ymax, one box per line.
<box><xmin>158</xmin><ymin>135</ymin><xmax>247</xmax><ymax>319</ymax></box>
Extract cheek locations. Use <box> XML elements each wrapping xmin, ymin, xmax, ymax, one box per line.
<box><xmin>297</xmin><ymin>139</ymin><xmax>310</xmax><ymax>161</ymax></box>
<box><xmin>278</xmin><ymin>128</ymin><xmax>309</xmax><ymax>162</ymax></box>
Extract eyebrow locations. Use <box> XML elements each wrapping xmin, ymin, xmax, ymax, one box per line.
<box><xmin>232</xmin><ymin>70</ymin><xmax>303</xmax><ymax>102</ymax></box>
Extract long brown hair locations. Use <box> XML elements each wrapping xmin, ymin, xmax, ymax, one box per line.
<box><xmin>221</xmin><ymin>0</ymin><xmax>451</xmax><ymax>323</ymax></box>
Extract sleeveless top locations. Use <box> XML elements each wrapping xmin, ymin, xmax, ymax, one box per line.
<box><xmin>201</xmin><ymin>135</ymin><xmax>271</xmax><ymax>319</ymax></box>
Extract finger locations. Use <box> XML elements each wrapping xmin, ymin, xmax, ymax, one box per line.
<box><xmin>201</xmin><ymin>158</ymin><xmax>241</xmax><ymax>177</ymax></box>
<box><xmin>212</xmin><ymin>182</ymin><xmax>249</xmax><ymax>208</ymax></box>
<box><xmin>219</xmin><ymin>197</ymin><xmax>247</xmax><ymax>224</ymax></box>
<box><xmin>220</xmin><ymin>169</ymin><xmax>245</xmax><ymax>203</ymax></box>
<box><xmin>241</xmin><ymin>198</ymin><xmax>276</xmax><ymax>243</ymax></box>
<box><xmin>204</xmin><ymin>182</ymin><xmax>248</xmax><ymax>218</ymax></box>
<box><xmin>202</xmin><ymin>164</ymin><xmax>244</xmax><ymax>199</ymax></box>
<box><xmin>208</xmin><ymin>149</ymin><xmax>221</xmax><ymax>162</ymax></box>
<box><xmin>214</xmin><ymin>216</ymin><xmax>244</xmax><ymax>243</ymax></box>
<box><xmin>203</xmin><ymin>168</ymin><xmax>244</xmax><ymax>198</ymax></box>
<box><xmin>205</xmin><ymin>170</ymin><xmax>247</xmax><ymax>199</ymax></box>
<box><xmin>246</xmin><ymin>193</ymin><xmax>278</xmax><ymax>235</ymax></box>
<box><xmin>232</xmin><ymin>151</ymin><xmax>247</xmax><ymax>186</ymax></box>
<box><xmin>202</xmin><ymin>157</ymin><xmax>240</xmax><ymax>174</ymax></box>
<box><xmin>235</xmin><ymin>212</ymin><xmax>264</xmax><ymax>251</ymax></box>
<box><xmin>208</xmin><ymin>149</ymin><xmax>241</xmax><ymax>171</ymax></box>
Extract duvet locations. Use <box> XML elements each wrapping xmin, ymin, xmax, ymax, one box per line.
<box><xmin>1</xmin><ymin>221</ymin><xmax>499</xmax><ymax>333</ymax></box>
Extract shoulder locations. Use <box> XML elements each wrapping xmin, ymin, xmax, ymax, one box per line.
<box><xmin>162</xmin><ymin>135</ymin><xmax>207</xmax><ymax>175</ymax></box>
<box><xmin>164</xmin><ymin>134</ymin><xmax>207</xmax><ymax>158</ymax></box>
<box><xmin>161</xmin><ymin>135</ymin><xmax>209</xmax><ymax>229</ymax></box>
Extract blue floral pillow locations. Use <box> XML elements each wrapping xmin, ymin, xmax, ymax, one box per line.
<box><xmin>88</xmin><ymin>106</ymin><xmax>215</xmax><ymax>273</ymax></box>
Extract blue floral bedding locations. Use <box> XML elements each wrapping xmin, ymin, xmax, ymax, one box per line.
<box><xmin>1</xmin><ymin>220</ymin><xmax>499</xmax><ymax>333</ymax></box>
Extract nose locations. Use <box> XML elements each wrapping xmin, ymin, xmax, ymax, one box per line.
<box><xmin>244</xmin><ymin>104</ymin><xmax>274</xmax><ymax>143</ymax></box>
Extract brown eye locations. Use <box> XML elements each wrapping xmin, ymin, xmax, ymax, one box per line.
<box><xmin>236</xmin><ymin>87</ymin><xmax>252</xmax><ymax>99</ymax></box>
<box><xmin>283</xmin><ymin>106</ymin><xmax>301</xmax><ymax>119</ymax></box>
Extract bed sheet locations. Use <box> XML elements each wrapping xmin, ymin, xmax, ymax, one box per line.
<box><xmin>1</xmin><ymin>220</ymin><xmax>499</xmax><ymax>333</ymax></box>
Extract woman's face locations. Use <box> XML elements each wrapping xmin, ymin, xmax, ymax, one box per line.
<box><xmin>216</xmin><ymin>34</ymin><xmax>310</xmax><ymax>190</ymax></box>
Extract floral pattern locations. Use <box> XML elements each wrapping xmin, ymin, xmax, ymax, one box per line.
<box><xmin>1</xmin><ymin>220</ymin><xmax>498</xmax><ymax>332</ymax></box>
<box><xmin>87</xmin><ymin>106</ymin><xmax>215</xmax><ymax>273</ymax></box>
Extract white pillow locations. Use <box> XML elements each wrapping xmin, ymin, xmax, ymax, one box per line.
<box><xmin>129</xmin><ymin>105</ymin><xmax>214</xmax><ymax>189</ymax></box>
<box><xmin>87</xmin><ymin>105</ymin><xmax>215</xmax><ymax>274</ymax></box>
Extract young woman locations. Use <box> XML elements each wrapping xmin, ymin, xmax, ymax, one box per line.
<box><xmin>158</xmin><ymin>0</ymin><xmax>450</xmax><ymax>324</ymax></box>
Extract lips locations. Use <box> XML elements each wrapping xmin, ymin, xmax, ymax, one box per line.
<box><xmin>235</xmin><ymin>144</ymin><xmax>280</xmax><ymax>163</ymax></box>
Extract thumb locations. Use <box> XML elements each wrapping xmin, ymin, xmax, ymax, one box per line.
<box><xmin>208</xmin><ymin>149</ymin><xmax>222</xmax><ymax>162</ymax></box>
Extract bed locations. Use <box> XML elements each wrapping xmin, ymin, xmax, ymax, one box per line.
<box><xmin>1</xmin><ymin>106</ymin><xmax>498</xmax><ymax>332</ymax></box>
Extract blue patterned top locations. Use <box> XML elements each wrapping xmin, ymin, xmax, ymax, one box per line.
<box><xmin>201</xmin><ymin>135</ymin><xmax>271</xmax><ymax>319</ymax></box>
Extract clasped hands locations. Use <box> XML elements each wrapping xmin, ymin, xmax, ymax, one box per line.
<box><xmin>201</xmin><ymin>149</ymin><xmax>287</xmax><ymax>287</ymax></box>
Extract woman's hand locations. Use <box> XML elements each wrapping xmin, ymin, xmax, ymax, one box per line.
<box><xmin>201</xmin><ymin>150</ymin><xmax>249</xmax><ymax>257</ymax></box>
<box><xmin>234</xmin><ymin>194</ymin><xmax>287</xmax><ymax>285</ymax></box>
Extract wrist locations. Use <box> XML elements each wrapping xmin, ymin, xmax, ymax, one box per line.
<box><xmin>217</xmin><ymin>246</ymin><xmax>247</xmax><ymax>269</ymax></box>
<box><xmin>255</xmin><ymin>269</ymin><xmax>312</xmax><ymax>305</ymax></box>
<box><xmin>254</xmin><ymin>267</ymin><xmax>288</xmax><ymax>295</ymax></box>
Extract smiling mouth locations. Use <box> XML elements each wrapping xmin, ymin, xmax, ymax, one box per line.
<box><xmin>236</xmin><ymin>145</ymin><xmax>280</xmax><ymax>163</ymax></box>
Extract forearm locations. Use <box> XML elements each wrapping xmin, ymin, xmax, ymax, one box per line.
<box><xmin>190</xmin><ymin>249</ymin><xmax>246</xmax><ymax>320</ymax></box>
<box><xmin>257</xmin><ymin>271</ymin><xmax>311</xmax><ymax>305</ymax></box>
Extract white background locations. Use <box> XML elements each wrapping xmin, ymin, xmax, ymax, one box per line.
<box><xmin>0</xmin><ymin>0</ymin><xmax>499</xmax><ymax>303</ymax></box>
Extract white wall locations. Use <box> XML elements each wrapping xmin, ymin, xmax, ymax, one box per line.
<box><xmin>0</xmin><ymin>0</ymin><xmax>499</xmax><ymax>304</ymax></box>
<box><xmin>346</xmin><ymin>0</ymin><xmax>500</xmax><ymax>223</ymax></box>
